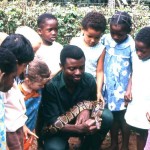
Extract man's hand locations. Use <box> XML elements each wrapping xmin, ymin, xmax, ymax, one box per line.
<box><xmin>75</xmin><ymin>109</ymin><xmax>90</xmax><ymax>125</ymax></box>
<box><xmin>75</xmin><ymin>119</ymin><xmax>97</xmax><ymax>134</ymax></box>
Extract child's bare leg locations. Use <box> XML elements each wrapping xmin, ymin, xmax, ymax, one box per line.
<box><xmin>137</xmin><ymin>131</ymin><xmax>148</xmax><ymax>150</ymax></box>
<box><xmin>107</xmin><ymin>112</ymin><xmax>119</xmax><ymax>150</ymax></box>
<box><xmin>120</xmin><ymin>110</ymin><xmax>130</xmax><ymax>150</ymax></box>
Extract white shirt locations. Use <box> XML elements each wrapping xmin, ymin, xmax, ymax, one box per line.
<box><xmin>36</xmin><ymin>41</ymin><xmax>63</xmax><ymax>78</ymax></box>
<box><xmin>4</xmin><ymin>81</ymin><xmax>27</xmax><ymax>132</ymax></box>
<box><xmin>70</xmin><ymin>36</ymin><xmax>105</xmax><ymax>78</ymax></box>
<box><xmin>125</xmin><ymin>52</ymin><xmax>150</xmax><ymax>129</ymax></box>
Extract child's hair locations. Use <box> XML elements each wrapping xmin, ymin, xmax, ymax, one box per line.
<box><xmin>25</xmin><ymin>57</ymin><xmax>50</xmax><ymax>82</ymax></box>
<box><xmin>60</xmin><ymin>45</ymin><xmax>85</xmax><ymax>66</ymax></box>
<box><xmin>15</xmin><ymin>26</ymin><xmax>42</xmax><ymax>53</ymax></box>
<box><xmin>109</xmin><ymin>11</ymin><xmax>132</xmax><ymax>33</ymax></box>
<box><xmin>1</xmin><ymin>34</ymin><xmax>34</xmax><ymax>65</ymax></box>
<box><xmin>81</xmin><ymin>11</ymin><xmax>106</xmax><ymax>32</ymax></box>
<box><xmin>135</xmin><ymin>27</ymin><xmax>150</xmax><ymax>47</ymax></box>
<box><xmin>0</xmin><ymin>47</ymin><xmax>17</xmax><ymax>74</ymax></box>
<box><xmin>37</xmin><ymin>13</ymin><xmax>57</xmax><ymax>28</ymax></box>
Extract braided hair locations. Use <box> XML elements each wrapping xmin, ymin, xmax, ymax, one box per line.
<box><xmin>110</xmin><ymin>11</ymin><xmax>132</xmax><ymax>33</ymax></box>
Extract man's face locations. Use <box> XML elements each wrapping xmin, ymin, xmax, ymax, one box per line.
<box><xmin>0</xmin><ymin>71</ymin><xmax>16</xmax><ymax>92</ymax></box>
<box><xmin>38</xmin><ymin>19</ymin><xmax>58</xmax><ymax>45</ymax></box>
<box><xmin>62</xmin><ymin>57</ymin><xmax>85</xmax><ymax>84</ymax></box>
<box><xmin>135</xmin><ymin>41</ymin><xmax>150</xmax><ymax>61</ymax></box>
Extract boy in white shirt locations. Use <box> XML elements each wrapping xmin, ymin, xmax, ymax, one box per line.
<box><xmin>36</xmin><ymin>13</ymin><xmax>63</xmax><ymax>79</ymax></box>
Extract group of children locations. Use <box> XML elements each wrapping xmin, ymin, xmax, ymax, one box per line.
<box><xmin>0</xmin><ymin>9</ymin><xmax>150</xmax><ymax>150</ymax></box>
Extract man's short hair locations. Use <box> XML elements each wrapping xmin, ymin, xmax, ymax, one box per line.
<box><xmin>60</xmin><ymin>45</ymin><xmax>85</xmax><ymax>66</ymax></box>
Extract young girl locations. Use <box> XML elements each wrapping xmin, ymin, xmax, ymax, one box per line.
<box><xmin>125</xmin><ymin>27</ymin><xmax>150</xmax><ymax>150</ymax></box>
<box><xmin>0</xmin><ymin>48</ymin><xmax>17</xmax><ymax>150</ymax></box>
<box><xmin>70</xmin><ymin>11</ymin><xmax>106</xmax><ymax>79</ymax></box>
<box><xmin>36</xmin><ymin>13</ymin><xmax>63</xmax><ymax>79</ymax></box>
<box><xmin>97</xmin><ymin>11</ymin><xmax>135</xmax><ymax>150</ymax></box>
<box><xmin>18</xmin><ymin>57</ymin><xmax>50</xmax><ymax>150</ymax></box>
<box><xmin>1</xmin><ymin>34</ymin><xmax>34</xmax><ymax>150</ymax></box>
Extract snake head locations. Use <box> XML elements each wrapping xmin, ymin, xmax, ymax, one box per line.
<box><xmin>91</xmin><ymin>101</ymin><xmax>103</xmax><ymax>129</ymax></box>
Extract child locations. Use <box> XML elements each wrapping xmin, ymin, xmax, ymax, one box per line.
<box><xmin>15</xmin><ymin>26</ymin><xmax>42</xmax><ymax>53</ymax></box>
<box><xmin>97</xmin><ymin>11</ymin><xmax>135</xmax><ymax>150</ymax></box>
<box><xmin>70</xmin><ymin>11</ymin><xmax>106</xmax><ymax>79</ymax></box>
<box><xmin>1</xmin><ymin>34</ymin><xmax>34</xmax><ymax>150</ymax></box>
<box><xmin>36</xmin><ymin>13</ymin><xmax>63</xmax><ymax>79</ymax></box>
<box><xmin>0</xmin><ymin>48</ymin><xmax>17</xmax><ymax>150</ymax></box>
<box><xmin>18</xmin><ymin>57</ymin><xmax>50</xmax><ymax>150</ymax></box>
<box><xmin>70</xmin><ymin>12</ymin><xmax>108</xmax><ymax>145</ymax></box>
<box><xmin>125</xmin><ymin>27</ymin><xmax>150</xmax><ymax>150</ymax></box>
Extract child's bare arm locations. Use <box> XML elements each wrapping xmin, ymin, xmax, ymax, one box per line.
<box><xmin>124</xmin><ymin>76</ymin><xmax>132</xmax><ymax>106</ymax></box>
<box><xmin>96</xmin><ymin>49</ymin><xmax>105</xmax><ymax>104</ymax></box>
<box><xmin>146</xmin><ymin>112</ymin><xmax>150</xmax><ymax>122</ymax></box>
<box><xmin>23</xmin><ymin>125</ymin><xmax>38</xmax><ymax>139</ymax></box>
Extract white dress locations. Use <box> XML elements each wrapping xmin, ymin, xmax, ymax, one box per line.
<box><xmin>70</xmin><ymin>36</ymin><xmax>105</xmax><ymax>78</ymax></box>
<box><xmin>125</xmin><ymin>52</ymin><xmax>150</xmax><ymax>129</ymax></box>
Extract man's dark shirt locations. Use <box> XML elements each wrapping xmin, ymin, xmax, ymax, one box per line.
<box><xmin>42</xmin><ymin>71</ymin><xmax>97</xmax><ymax>125</ymax></box>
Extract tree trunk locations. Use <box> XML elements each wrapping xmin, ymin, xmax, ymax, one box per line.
<box><xmin>108</xmin><ymin>0</ymin><xmax>115</xmax><ymax>8</ymax></box>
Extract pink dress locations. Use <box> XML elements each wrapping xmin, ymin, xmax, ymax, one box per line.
<box><xmin>144</xmin><ymin>129</ymin><xmax>150</xmax><ymax>150</ymax></box>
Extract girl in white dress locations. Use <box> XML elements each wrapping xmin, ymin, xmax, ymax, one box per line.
<box><xmin>125</xmin><ymin>27</ymin><xmax>150</xmax><ymax>150</ymax></box>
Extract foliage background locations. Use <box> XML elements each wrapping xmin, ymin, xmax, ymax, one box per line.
<box><xmin>0</xmin><ymin>1</ymin><xmax>150</xmax><ymax>45</ymax></box>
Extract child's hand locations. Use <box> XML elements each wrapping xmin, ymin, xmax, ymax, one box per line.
<box><xmin>23</xmin><ymin>125</ymin><xmax>38</xmax><ymax>139</ymax></box>
<box><xmin>97</xmin><ymin>92</ymin><xmax>105</xmax><ymax>106</ymax></box>
<box><xmin>124</xmin><ymin>90</ymin><xmax>132</xmax><ymax>107</ymax></box>
<box><xmin>146</xmin><ymin>112</ymin><xmax>150</xmax><ymax>122</ymax></box>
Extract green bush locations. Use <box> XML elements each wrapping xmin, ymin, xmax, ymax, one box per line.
<box><xmin>0</xmin><ymin>1</ymin><xmax>150</xmax><ymax>45</ymax></box>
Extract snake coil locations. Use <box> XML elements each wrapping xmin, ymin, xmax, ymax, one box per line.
<box><xmin>43</xmin><ymin>100</ymin><xmax>104</xmax><ymax>135</ymax></box>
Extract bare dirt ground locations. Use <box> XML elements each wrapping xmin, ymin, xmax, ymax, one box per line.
<box><xmin>101</xmin><ymin>132</ymin><xmax>137</xmax><ymax>150</ymax></box>
<box><xmin>69</xmin><ymin>132</ymin><xmax>137</xmax><ymax>150</ymax></box>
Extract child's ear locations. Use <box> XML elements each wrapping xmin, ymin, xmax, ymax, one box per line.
<box><xmin>59</xmin><ymin>63</ymin><xmax>62</xmax><ymax>68</ymax></box>
<box><xmin>81</xmin><ymin>28</ymin><xmax>84</xmax><ymax>36</ymax></box>
<box><xmin>37</xmin><ymin>28</ymin><xmax>42</xmax><ymax>35</ymax></box>
<box><xmin>81</xmin><ymin>27</ymin><xmax>84</xmax><ymax>32</ymax></box>
<box><xmin>24</xmin><ymin>78</ymin><xmax>31</xmax><ymax>84</ymax></box>
<box><xmin>59</xmin><ymin>63</ymin><xmax>64</xmax><ymax>71</ymax></box>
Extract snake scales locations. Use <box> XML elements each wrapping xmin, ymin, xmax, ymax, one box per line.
<box><xmin>43</xmin><ymin>100</ymin><xmax>104</xmax><ymax>135</ymax></box>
